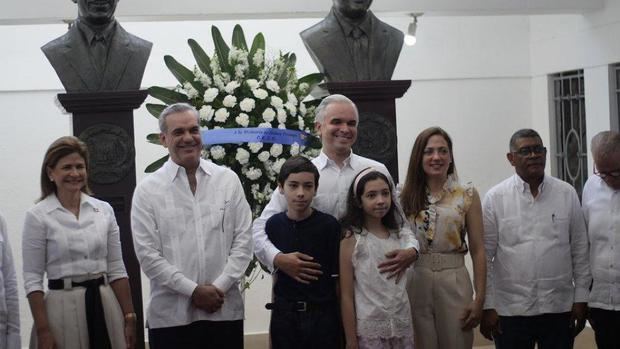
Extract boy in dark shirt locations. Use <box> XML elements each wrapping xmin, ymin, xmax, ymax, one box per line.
<box><xmin>265</xmin><ymin>156</ymin><xmax>341</xmax><ymax>349</ymax></box>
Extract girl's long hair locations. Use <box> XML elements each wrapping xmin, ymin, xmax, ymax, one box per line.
<box><xmin>400</xmin><ymin>127</ymin><xmax>457</xmax><ymax>218</ymax></box>
<box><xmin>340</xmin><ymin>169</ymin><xmax>402</xmax><ymax>237</ymax></box>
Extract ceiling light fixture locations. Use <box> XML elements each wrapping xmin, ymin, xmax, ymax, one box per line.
<box><xmin>405</xmin><ymin>13</ymin><xmax>423</xmax><ymax>46</ymax></box>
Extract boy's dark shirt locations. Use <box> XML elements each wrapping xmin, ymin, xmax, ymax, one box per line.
<box><xmin>266</xmin><ymin>209</ymin><xmax>340</xmax><ymax>303</ymax></box>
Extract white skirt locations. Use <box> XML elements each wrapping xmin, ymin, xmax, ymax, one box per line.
<box><xmin>30</xmin><ymin>284</ymin><xmax>126</xmax><ymax>349</ymax></box>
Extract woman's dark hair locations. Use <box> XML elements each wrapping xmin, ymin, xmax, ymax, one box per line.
<box><xmin>39</xmin><ymin>136</ymin><xmax>92</xmax><ymax>201</ymax></box>
<box><xmin>400</xmin><ymin>127</ymin><xmax>457</xmax><ymax>218</ymax></box>
<box><xmin>340</xmin><ymin>168</ymin><xmax>401</xmax><ymax>237</ymax></box>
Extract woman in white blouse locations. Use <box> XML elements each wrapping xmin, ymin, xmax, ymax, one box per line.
<box><xmin>22</xmin><ymin>136</ymin><xmax>136</xmax><ymax>349</ymax></box>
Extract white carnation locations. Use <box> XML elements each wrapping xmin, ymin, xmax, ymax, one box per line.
<box><xmin>248</xmin><ymin>142</ymin><xmax>263</xmax><ymax>153</ymax></box>
<box><xmin>290</xmin><ymin>143</ymin><xmax>300</xmax><ymax>156</ymax></box>
<box><xmin>223</xmin><ymin>95</ymin><xmax>237</xmax><ymax>108</ymax></box>
<box><xmin>299</xmin><ymin>102</ymin><xmax>307</xmax><ymax>116</ymax></box>
<box><xmin>245</xmin><ymin>167</ymin><xmax>263</xmax><ymax>181</ymax></box>
<box><xmin>214</xmin><ymin>108</ymin><xmax>229</xmax><ymax>122</ymax></box>
<box><xmin>270</xmin><ymin>143</ymin><xmax>283</xmax><ymax>157</ymax></box>
<box><xmin>262</xmin><ymin>108</ymin><xmax>276</xmax><ymax>122</ymax></box>
<box><xmin>257</xmin><ymin>151</ymin><xmax>270</xmax><ymax>162</ymax></box>
<box><xmin>277</xmin><ymin>108</ymin><xmax>287</xmax><ymax>123</ymax></box>
<box><xmin>246</xmin><ymin>79</ymin><xmax>259</xmax><ymax>90</ymax></box>
<box><xmin>224</xmin><ymin>81</ymin><xmax>240</xmax><ymax>94</ymax></box>
<box><xmin>258</xmin><ymin>122</ymin><xmax>272</xmax><ymax>128</ymax></box>
<box><xmin>183</xmin><ymin>82</ymin><xmax>199</xmax><ymax>99</ymax></box>
<box><xmin>278</xmin><ymin>123</ymin><xmax>286</xmax><ymax>129</ymax></box>
<box><xmin>270</xmin><ymin>96</ymin><xmax>284</xmax><ymax>109</ymax></box>
<box><xmin>210</xmin><ymin>145</ymin><xmax>226</xmax><ymax>160</ymax></box>
<box><xmin>253</xmin><ymin>88</ymin><xmax>268</xmax><ymax>100</ymax></box>
<box><xmin>298</xmin><ymin>82</ymin><xmax>310</xmax><ymax>93</ymax></box>
<box><xmin>266</xmin><ymin>80</ymin><xmax>280</xmax><ymax>93</ymax></box>
<box><xmin>287</xmin><ymin>93</ymin><xmax>298</xmax><ymax>106</ymax></box>
<box><xmin>203</xmin><ymin>88</ymin><xmax>219</xmax><ymax>102</ymax></box>
<box><xmin>235</xmin><ymin>113</ymin><xmax>250</xmax><ymax>127</ymax></box>
<box><xmin>194</xmin><ymin>68</ymin><xmax>212</xmax><ymax>87</ymax></box>
<box><xmin>284</xmin><ymin>102</ymin><xmax>297</xmax><ymax>115</ymax></box>
<box><xmin>271</xmin><ymin>158</ymin><xmax>286</xmax><ymax>173</ymax></box>
<box><xmin>235</xmin><ymin>148</ymin><xmax>250</xmax><ymax>164</ymax></box>
<box><xmin>234</xmin><ymin>64</ymin><xmax>246</xmax><ymax>79</ymax></box>
<box><xmin>298</xmin><ymin>116</ymin><xmax>305</xmax><ymax>130</ymax></box>
<box><xmin>199</xmin><ymin>105</ymin><xmax>214</xmax><ymax>122</ymax></box>
<box><xmin>239</xmin><ymin>98</ymin><xmax>255</xmax><ymax>112</ymax></box>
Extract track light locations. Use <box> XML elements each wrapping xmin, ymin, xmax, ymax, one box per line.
<box><xmin>405</xmin><ymin>13</ymin><xmax>422</xmax><ymax>46</ymax></box>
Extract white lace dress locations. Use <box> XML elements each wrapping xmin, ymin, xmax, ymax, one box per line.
<box><xmin>353</xmin><ymin>229</ymin><xmax>414</xmax><ymax>349</ymax></box>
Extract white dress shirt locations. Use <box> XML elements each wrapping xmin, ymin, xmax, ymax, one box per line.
<box><xmin>482</xmin><ymin>174</ymin><xmax>590</xmax><ymax>316</ymax></box>
<box><xmin>582</xmin><ymin>175</ymin><xmax>620</xmax><ymax>311</ymax></box>
<box><xmin>252</xmin><ymin>150</ymin><xmax>419</xmax><ymax>271</ymax></box>
<box><xmin>22</xmin><ymin>193</ymin><xmax>128</xmax><ymax>296</ymax></box>
<box><xmin>0</xmin><ymin>214</ymin><xmax>20</xmax><ymax>349</ymax></box>
<box><xmin>131</xmin><ymin>159</ymin><xmax>252</xmax><ymax>328</ymax></box>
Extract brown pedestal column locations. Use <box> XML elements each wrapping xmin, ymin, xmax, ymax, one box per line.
<box><xmin>321</xmin><ymin>80</ymin><xmax>411</xmax><ymax>183</ymax></box>
<box><xmin>57</xmin><ymin>90</ymin><xmax>147</xmax><ymax>349</ymax></box>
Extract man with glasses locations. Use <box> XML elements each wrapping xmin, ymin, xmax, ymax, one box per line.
<box><xmin>480</xmin><ymin>129</ymin><xmax>590</xmax><ymax>349</ymax></box>
<box><xmin>582</xmin><ymin>130</ymin><xmax>620</xmax><ymax>349</ymax></box>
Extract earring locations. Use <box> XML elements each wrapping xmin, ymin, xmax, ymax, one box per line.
<box><xmin>49</xmin><ymin>177</ymin><xmax>54</xmax><ymax>182</ymax></box>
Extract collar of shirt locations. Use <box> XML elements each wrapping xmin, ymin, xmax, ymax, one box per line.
<box><xmin>40</xmin><ymin>192</ymin><xmax>98</xmax><ymax>214</ymax></box>
<box><xmin>511</xmin><ymin>173</ymin><xmax>547</xmax><ymax>195</ymax></box>
<box><xmin>76</xmin><ymin>18</ymin><xmax>116</xmax><ymax>45</ymax></box>
<box><xmin>314</xmin><ymin>149</ymin><xmax>355</xmax><ymax>171</ymax></box>
<box><xmin>161</xmin><ymin>158</ymin><xmax>211</xmax><ymax>183</ymax></box>
<box><xmin>332</xmin><ymin>8</ymin><xmax>373</xmax><ymax>38</ymax></box>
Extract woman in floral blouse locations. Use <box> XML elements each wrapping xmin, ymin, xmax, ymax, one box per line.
<box><xmin>400</xmin><ymin>127</ymin><xmax>486</xmax><ymax>349</ymax></box>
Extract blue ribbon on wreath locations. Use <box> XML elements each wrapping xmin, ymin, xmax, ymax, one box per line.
<box><xmin>201</xmin><ymin>128</ymin><xmax>313</xmax><ymax>146</ymax></box>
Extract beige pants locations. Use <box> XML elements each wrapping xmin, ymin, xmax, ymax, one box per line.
<box><xmin>30</xmin><ymin>284</ymin><xmax>126</xmax><ymax>349</ymax></box>
<box><xmin>407</xmin><ymin>257</ymin><xmax>474</xmax><ymax>349</ymax></box>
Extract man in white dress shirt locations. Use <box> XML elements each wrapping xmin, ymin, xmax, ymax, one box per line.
<box><xmin>252</xmin><ymin>94</ymin><xmax>418</xmax><ymax>284</ymax></box>
<box><xmin>131</xmin><ymin>103</ymin><xmax>252</xmax><ymax>348</ymax></box>
<box><xmin>480</xmin><ymin>129</ymin><xmax>590</xmax><ymax>349</ymax></box>
<box><xmin>582</xmin><ymin>130</ymin><xmax>620</xmax><ymax>349</ymax></box>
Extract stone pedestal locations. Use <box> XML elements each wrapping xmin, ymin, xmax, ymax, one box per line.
<box><xmin>321</xmin><ymin>80</ymin><xmax>411</xmax><ymax>183</ymax></box>
<box><xmin>57</xmin><ymin>90</ymin><xmax>147</xmax><ymax>349</ymax></box>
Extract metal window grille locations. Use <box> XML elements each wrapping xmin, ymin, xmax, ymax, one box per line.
<box><xmin>551</xmin><ymin>70</ymin><xmax>587</xmax><ymax>197</ymax></box>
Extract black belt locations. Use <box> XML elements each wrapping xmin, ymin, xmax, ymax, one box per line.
<box><xmin>48</xmin><ymin>276</ymin><xmax>112</xmax><ymax>349</ymax></box>
<box><xmin>266</xmin><ymin>299</ymin><xmax>335</xmax><ymax>312</ymax></box>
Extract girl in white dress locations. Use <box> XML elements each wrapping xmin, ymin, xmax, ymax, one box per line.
<box><xmin>340</xmin><ymin>168</ymin><xmax>414</xmax><ymax>349</ymax></box>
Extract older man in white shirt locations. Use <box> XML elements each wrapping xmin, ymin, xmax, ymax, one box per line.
<box><xmin>582</xmin><ymin>130</ymin><xmax>620</xmax><ymax>349</ymax></box>
<box><xmin>131</xmin><ymin>103</ymin><xmax>252</xmax><ymax>349</ymax></box>
<box><xmin>480</xmin><ymin>129</ymin><xmax>590</xmax><ymax>349</ymax></box>
<box><xmin>252</xmin><ymin>94</ymin><xmax>419</xmax><ymax>283</ymax></box>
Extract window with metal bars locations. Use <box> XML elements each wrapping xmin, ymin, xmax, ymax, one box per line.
<box><xmin>551</xmin><ymin>70</ymin><xmax>587</xmax><ymax>197</ymax></box>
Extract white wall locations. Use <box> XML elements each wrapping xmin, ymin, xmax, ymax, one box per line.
<box><xmin>2</xmin><ymin>4</ymin><xmax>618</xmax><ymax>343</ymax></box>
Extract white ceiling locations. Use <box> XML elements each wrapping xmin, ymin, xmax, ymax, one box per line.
<box><xmin>2</xmin><ymin>0</ymin><xmax>604</xmax><ymax>25</ymax></box>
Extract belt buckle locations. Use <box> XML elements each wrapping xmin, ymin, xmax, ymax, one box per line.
<box><xmin>296</xmin><ymin>301</ymin><xmax>307</xmax><ymax>312</ymax></box>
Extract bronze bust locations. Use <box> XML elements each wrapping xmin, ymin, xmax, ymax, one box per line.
<box><xmin>42</xmin><ymin>0</ymin><xmax>152</xmax><ymax>92</ymax></box>
<box><xmin>300</xmin><ymin>0</ymin><xmax>404</xmax><ymax>82</ymax></box>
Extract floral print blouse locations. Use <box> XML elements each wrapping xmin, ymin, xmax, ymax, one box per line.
<box><xmin>409</xmin><ymin>175</ymin><xmax>474</xmax><ymax>254</ymax></box>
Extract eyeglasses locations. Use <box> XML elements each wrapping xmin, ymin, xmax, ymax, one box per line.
<box><xmin>513</xmin><ymin>146</ymin><xmax>547</xmax><ymax>157</ymax></box>
<box><xmin>593</xmin><ymin>167</ymin><xmax>620</xmax><ymax>179</ymax></box>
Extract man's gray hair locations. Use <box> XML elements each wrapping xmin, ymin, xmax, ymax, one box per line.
<box><xmin>314</xmin><ymin>94</ymin><xmax>359</xmax><ymax>124</ymax></box>
<box><xmin>159</xmin><ymin>103</ymin><xmax>200</xmax><ymax>132</ymax></box>
<box><xmin>509</xmin><ymin>128</ymin><xmax>542</xmax><ymax>152</ymax></box>
<box><xmin>591</xmin><ymin>130</ymin><xmax>620</xmax><ymax>159</ymax></box>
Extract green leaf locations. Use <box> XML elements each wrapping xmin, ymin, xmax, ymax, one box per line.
<box><xmin>298</xmin><ymin>73</ymin><xmax>325</xmax><ymax>93</ymax></box>
<box><xmin>249</xmin><ymin>33</ymin><xmax>265</xmax><ymax>65</ymax></box>
<box><xmin>276</xmin><ymin>53</ymin><xmax>296</xmax><ymax>88</ymax></box>
<box><xmin>164</xmin><ymin>55</ymin><xmax>204</xmax><ymax>93</ymax></box>
<box><xmin>148</xmin><ymin>86</ymin><xmax>189</xmax><ymax>105</ymax></box>
<box><xmin>145</xmin><ymin>155</ymin><xmax>169</xmax><ymax>173</ymax></box>
<box><xmin>146</xmin><ymin>103</ymin><xmax>166</xmax><ymax>119</ymax></box>
<box><xmin>231</xmin><ymin>24</ymin><xmax>248</xmax><ymax>51</ymax></box>
<box><xmin>211</xmin><ymin>26</ymin><xmax>231</xmax><ymax>73</ymax></box>
<box><xmin>187</xmin><ymin>39</ymin><xmax>212</xmax><ymax>76</ymax></box>
<box><xmin>146</xmin><ymin>133</ymin><xmax>161</xmax><ymax>145</ymax></box>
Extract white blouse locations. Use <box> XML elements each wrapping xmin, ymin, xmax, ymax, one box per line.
<box><xmin>22</xmin><ymin>193</ymin><xmax>127</xmax><ymax>295</ymax></box>
<box><xmin>352</xmin><ymin>228</ymin><xmax>413</xmax><ymax>339</ymax></box>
